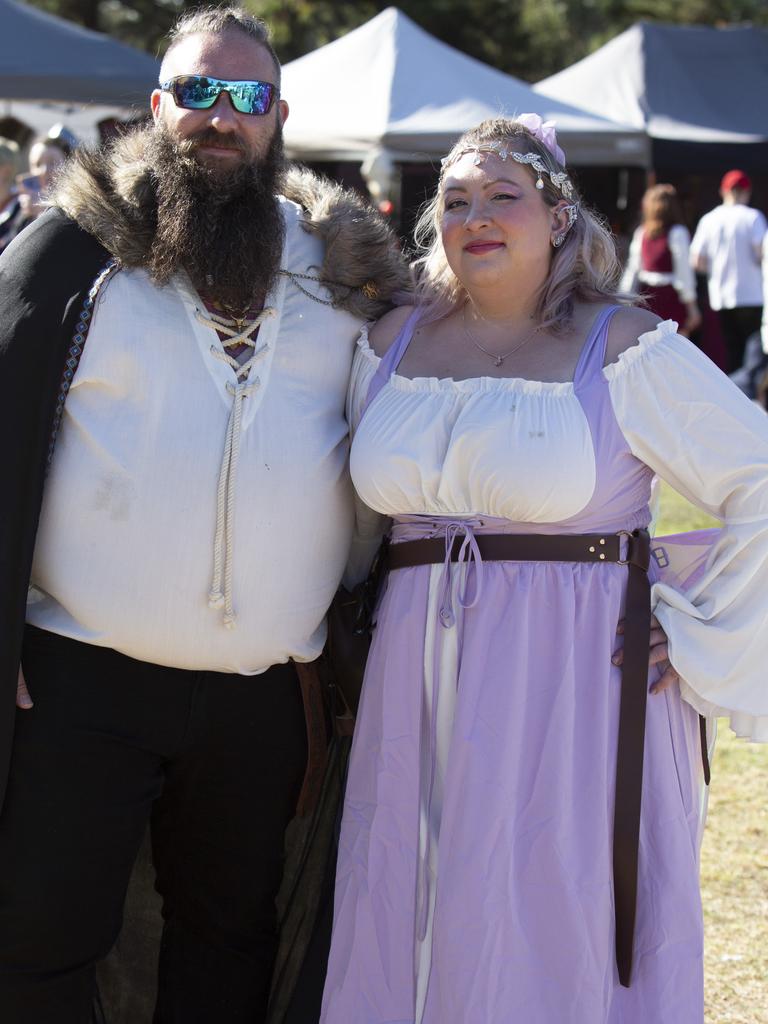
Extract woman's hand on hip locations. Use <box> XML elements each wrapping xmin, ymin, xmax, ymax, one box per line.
<box><xmin>612</xmin><ymin>614</ymin><xmax>679</xmax><ymax>695</ymax></box>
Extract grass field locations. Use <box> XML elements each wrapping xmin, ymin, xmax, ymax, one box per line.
<box><xmin>656</xmin><ymin>483</ymin><xmax>768</xmax><ymax>1023</ymax></box>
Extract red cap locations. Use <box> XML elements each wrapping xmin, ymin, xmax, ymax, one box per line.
<box><xmin>721</xmin><ymin>169</ymin><xmax>751</xmax><ymax>193</ymax></box>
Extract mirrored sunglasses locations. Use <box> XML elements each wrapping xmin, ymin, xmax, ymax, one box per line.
<box><xmin>160</xmin><ymin>75</ymin><xmax>277</xmax><ymax>116</ymax></box>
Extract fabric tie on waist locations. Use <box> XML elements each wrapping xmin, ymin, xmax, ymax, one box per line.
<box><xmin>388</xmin><ymin>519</ymin><xmax>656</xmax><ymax>985</ymax></box>
<box><xmin>405</xmin><ymin>518</ymin><xmax>485</xmax><ymax>941</ymax></box>
<box><xmin>437</xmin><ymin>520</ymin><xmax>485</xmax><ymax>628</ymax></box>
<box><xmin>195</xmin><ymin>307</ymin><xmax>275</xmax><ymax>628</ymax></box>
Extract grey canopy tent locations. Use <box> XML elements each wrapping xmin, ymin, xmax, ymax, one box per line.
<box><xmin>535</xmin><ymin>22</ymin><xmax>768</xmax><ymax>171</ymax></box>
<box><xmin>282</xmin><ymin>7</ymin><xmax>649</xmax><ymax>168</ymax></box>
<box><xmin>0</xmin><ymin>0</ymin><xmax>158</xmax><ymax>106</ymax></box>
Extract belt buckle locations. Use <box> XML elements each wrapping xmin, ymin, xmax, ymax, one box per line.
<box><xmin>616</xmin><ymin>530</ymin><xmax>633</xmax><ymax>566</ymax></box>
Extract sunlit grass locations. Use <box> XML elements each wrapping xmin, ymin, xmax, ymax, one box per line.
<box><xmin>656</xmin><ymin>479</ymin><xmax>720</xmax><ymax>535</ymax></box>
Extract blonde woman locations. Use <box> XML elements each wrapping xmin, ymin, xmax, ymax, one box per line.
<box><xmin>320</xmin><ymin>116</ymin><xmax>768</xmax><ymax>1024</ymax></box>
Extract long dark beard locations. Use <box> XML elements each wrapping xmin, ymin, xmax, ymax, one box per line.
<box><xmin>145</xmin><ymin>123</ymin><xmax>285</xmax><ymax>310</ymax></box>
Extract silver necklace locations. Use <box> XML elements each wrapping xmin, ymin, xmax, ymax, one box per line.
<box><xmin>462</xmin><ymin>304</ymin><xmax>540</xmax><ymax>367</ymax></box>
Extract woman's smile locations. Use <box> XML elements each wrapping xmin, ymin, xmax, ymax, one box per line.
<box><xmin>463</xmin><ymin>241</ymin><xmax>505</xmax><ymax>254</ymax></box>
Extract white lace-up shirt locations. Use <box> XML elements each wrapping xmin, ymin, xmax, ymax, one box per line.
<box><xmin>27</xmin><ymin>198</ymin><xmax>362</xmax><ymax>673</ymax></box>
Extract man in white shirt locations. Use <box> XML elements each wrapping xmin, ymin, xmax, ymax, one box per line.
<box><xmin>690</xmin><ymin>169</ymin><xmax>767</xmax><ymax>373</ymax></box>
<box><xmin>0</xmin><ymin>9</ymin><xmax>405</xmax><ymax>1024</ymax></box>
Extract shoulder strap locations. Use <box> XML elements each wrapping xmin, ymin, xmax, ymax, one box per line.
<box><xmin>573</xmin><ymin>305</ymin><xmax>622</xmax><ymax>389</ymax></box>
<box><xmin>362</xmin><ymin>306</ymin><xmax>422</xmax><ymax>416</ymax></box>
<box><xmin>46</xmin><ymin>258</ymin><xmax>119</xmax><ymax>469</ymax></box>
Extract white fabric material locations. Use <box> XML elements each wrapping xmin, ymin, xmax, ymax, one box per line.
<box><xmin>762</xmin><ymin>234</ymin><xmax>768</xmax><ymax>352</ymax></box>
<box><xmin>689</xmin><ymin>203</ymin><xmax>767</xmax><ymax>310</ymax></box>
<box><xmin>195</xmin><ymin>305</ymin><xmax>276</xmax><ymax>628</ymax></box>
<box><xmin>348</xmin><ymin>320</ymin><xmax>768</xmax><ymax>740</ymax></box>
<box><xmin>414</xmin><ymin>564</ymin><xmax>462</xmax><ymax>1024</ymax></box>
<box><xmin>349</xmin><ymin>327</ymin><xmax>597</xmax><ymax>523</ymax></box>
<box><xmin>667</xmin><ymin>224</ymin><xmax>697</xmax><ymax>302</ymax></box>
<box><xmin>27</xmin><ymin>198</ymin><xmax>362</xmax><ymax>673</ymax></box>
<box><xmin>282</xmin><ymin>8</ymin><xmax>649</xmax><ymax>167</ymax></box>
<box><xmin>605</xmin><ymin>323</ymin><xmax>768</xmax><ymax>741</ymax></box>
<box><xmin>620</xmin><ymin>224</ymin><xmax>696</xmax><ymax>302</ymax></box>
<box><xmin>535</xmin><ymin>23</ymin><xmax>768</xmax><ymax>145</ymax></box>
<box><xmin>342</xmin><ymin>358</ymin><xmax>389</xmax><ymax>589</ymax></box>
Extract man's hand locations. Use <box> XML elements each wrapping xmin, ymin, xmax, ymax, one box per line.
<box><xmin>16</xmin><ymin>666</ymin><xmax>33</xmax><ymax>709</ymax></box>
<box><xmin>612</xmin><ymin>614</ymin><xmax>678</xmax><ymax>695</ymax></box>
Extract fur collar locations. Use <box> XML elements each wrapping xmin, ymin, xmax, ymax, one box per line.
<box><xmin>52</xmin><ymin>128</ymin><xmax>411</xmax><ymax>319</ymax></box>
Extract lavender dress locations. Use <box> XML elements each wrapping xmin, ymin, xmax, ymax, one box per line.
<box><xmin>320</xmin><ymin>305</ymin><xmax>768</xmax><ymax>1024</ymax></box>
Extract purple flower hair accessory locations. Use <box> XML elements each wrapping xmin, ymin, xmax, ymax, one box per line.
<box><xmin>514</xmin><ymin>113</ymin><xmax>566</xmax><ymax>167</ymax></box>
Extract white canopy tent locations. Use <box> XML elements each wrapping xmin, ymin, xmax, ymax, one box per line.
<box><xmin>282</xmin><ymin>7</ymin><xmax>649</xmax><ymax>168</ymax></box>
<box><xmin>535</xmin><ymin>22</ymin><xmax>768</xmax><ymax>169</ymax></box>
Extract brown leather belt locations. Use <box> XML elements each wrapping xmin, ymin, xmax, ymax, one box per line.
<box><xmin>387</xmin><ymin>528</ymin><xmax>650</xmax><ymax>987</ymax></box>
<box><xmin>293</xmin><ymin>660</ymin><xmax>330</xmax><ymax>818</ymax></box>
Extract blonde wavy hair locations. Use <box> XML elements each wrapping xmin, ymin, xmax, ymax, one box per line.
<box><xmin>413</xmin><ymin>117</ymin><xmax>628</xmax><ymax>332</ymax></box>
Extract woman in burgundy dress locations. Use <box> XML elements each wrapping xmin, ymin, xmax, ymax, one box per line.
<box><xmin>621</xmin><ymin>185</ymin><xmax>701</xmax><ymax>336</ymax></box>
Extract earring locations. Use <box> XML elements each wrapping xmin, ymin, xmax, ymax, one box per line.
<box><xmin>551</xmin><ymin>234</ymin><xmax>564</xmax><ymax>248</ymax></box>
<box><xmin>535</xmin><ymin>176</ymin><xmax>545</xmax><ymax>190</ymax></box>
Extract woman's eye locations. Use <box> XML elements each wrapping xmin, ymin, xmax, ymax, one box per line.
<box><xmin>493</xmin><ymin>192</ymin><xmax>516</xmax><ymax>201</ymax></box>
<box><xmin>445</xmin><ymin>199</ymin><xmax>467</xmax><ymax>211</ymax></box>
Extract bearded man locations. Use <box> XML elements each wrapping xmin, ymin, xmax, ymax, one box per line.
<box><xmin>0</xmin><ymin>9</ymin><xmax>406</xmax><ymax>1024</ymax></box>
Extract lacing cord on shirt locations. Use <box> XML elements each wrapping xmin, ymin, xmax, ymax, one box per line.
<box><xmin>195</xmin><ymin>306</ymin><xmax>276</xmax><ymax>628</ymax></box>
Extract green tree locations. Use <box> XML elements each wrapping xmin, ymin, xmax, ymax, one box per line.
<box><xmin>23</xmin><ymin>0</ymin><xmax>768</xmax><ymax>79</ymax></box>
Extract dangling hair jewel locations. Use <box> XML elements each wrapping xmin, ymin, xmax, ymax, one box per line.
<box><xmin>510</xmin><ymin>151</ymin><xmax>575</xmax><ymax>200</ymax></box>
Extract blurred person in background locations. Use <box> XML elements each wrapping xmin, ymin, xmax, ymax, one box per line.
<box><xmin>754</xmin><ymin>235</ymin><xmax>768</xmax><ymax>408</ymax></box>
<box><xmin>0</xmin><ymin>138</ymin><xmax>22</xmax><ymax>253</ymax></box>
<box><xmin>15</xmin><ymin>136</ymin><xmax>69</xmax><ymax>230</ymax></box>
<box><xmin>690</xmin><ymin>169</ymin><xmax>766</xmax><ymax>373</ymax></box>
<box><xmin>620</xmin><ymin>184</ymin><xmax>700</xmax><ymax>337</ymax></box>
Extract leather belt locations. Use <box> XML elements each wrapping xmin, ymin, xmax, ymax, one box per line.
<box><xmin>387</xmin><ymin>528</ymin><xmax>650</xmax><ymax>988</ymax></box>
<box><xmin>293</xmin><ymin>660</ymin><xmax>329</xmax><ymax>818</ymax></box>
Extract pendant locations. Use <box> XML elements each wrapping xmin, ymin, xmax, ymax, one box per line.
<box><xmin>494</xmin><ymin>355</ymin><xmax>504</xmax><ymax>367</ymax></box>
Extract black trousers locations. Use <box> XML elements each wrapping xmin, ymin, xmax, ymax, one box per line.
<box><xmin>718</xmin><ymin>305</ymin><xmax>763</xmax><ymax>373</ymax></box>
<box><xmin>0</xmin><ymin>626</ymin><xmax>308</xmax><ymax>1024</ymax></box>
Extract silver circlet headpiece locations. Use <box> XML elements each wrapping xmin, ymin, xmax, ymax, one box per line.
<box><xmin>441</xmin><ymin>141</ymin><xmax>579</xmax><ymax>231</ymax></box>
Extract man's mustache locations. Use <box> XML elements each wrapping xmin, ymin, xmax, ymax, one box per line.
<box><xmin>180</xmin><ymin>130</ymin><xmax>247</xmax><ymax>155</ymax></box>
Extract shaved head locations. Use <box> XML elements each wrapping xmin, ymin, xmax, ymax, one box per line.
<box><xmin>162</xmin><ymin>7</ymin><xmax>280</xmax><ymax>86</ymax></box>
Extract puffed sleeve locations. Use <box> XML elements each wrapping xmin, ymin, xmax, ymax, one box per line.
<box><xmin>605</xmin><ymin>320</ymin><xmax>768</xmax><ymax>740</ymax></box>
<box><xmin>667</xmin><ymin>224</ymin><xmax>696</xmax><ymax>304</ymax></box>
<box><xmin>619</xmin><ymin>227</ymin><xmax>642</xmax><ymax>294</ymax></box>
<box><xmin>689</xmin><ymin>219</ymin><xmax>708</xmax><ymax>271</ymax></box>
<box><xmin>761</xmin><ymin>234</ymin><xmax>768</xmax><ymax>354</ymax></box>
<box><xmin>343</xmin><ymin>325</ymin><xmax>388</xmax><ymax>587</ymax></box>
<box><xmin>751</xmin><ymin>210</ymin><xmax>767</xmax><ymax>263</ymax></box>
